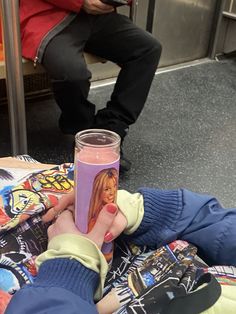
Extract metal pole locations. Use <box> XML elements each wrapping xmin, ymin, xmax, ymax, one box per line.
<box><xmin>0</xmin><ymin>0</ymin><xmax>27</xmax><ymax>155</ymax></box>
<box><xmin>208</xmin><ymin>0</ymin><xmax>226</xmax><ymax>59</ymax></box>
<box><xmin>146</xmin><ymin>0</ymin><xmax>156</xmax><ymax>33</ymax></box>
<box><xmin>130</xmin><ymin>0</ymin><xmax>138</xmax><ymax>23</ymax></box>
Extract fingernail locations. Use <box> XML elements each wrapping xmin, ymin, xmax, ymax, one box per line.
<box><xmin>104</xmin><ymin>232</ymin><xmax>113</xmax><ymax>242</ymax></box>
<box><xmin>106</xmin><ymin>204</ymin><xmax>117</xmax><ymax>214</ymax></box>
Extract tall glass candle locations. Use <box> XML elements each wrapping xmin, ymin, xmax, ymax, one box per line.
<box><xmin>74</xmin><ymin>129</ymin><xmax>120</xmax><ymax>261</ymax></box>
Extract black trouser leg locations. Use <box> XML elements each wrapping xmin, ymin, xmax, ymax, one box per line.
<box><xmin>42</xmin><ymin>15</ymin><xmax>96</xmax><ymax>134</ymax></box>
<box><xmin>85</xmin><ymin>12</ymin><xmax>162</xmax><ymax>139</ymax></box>
<box><xmin>42</xmin><ymin>12</ymin><xmax>162</xmax><ymax>138</ymax></box>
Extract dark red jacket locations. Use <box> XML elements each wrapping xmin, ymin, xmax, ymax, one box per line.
<box><xmin>20</xmin><ymin>0</ymin><xmax>84</xmax><ymax>63</ymax></box>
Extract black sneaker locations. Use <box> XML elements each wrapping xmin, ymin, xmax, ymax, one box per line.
<box><xmin>120</xmin><ymin>148</ymin><xmax>132</xmax><ymax>173</ymax></box>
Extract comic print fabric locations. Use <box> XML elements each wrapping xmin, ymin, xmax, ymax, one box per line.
<box><xmin>0</xmin><ymin>290</ymin><xmax>11</xmax><ymax>314</ymax></box>
<box><xmin>105</xmin><ymin>240</ymin><xmax>201</xmax><ymax>313</ymax></box>
<box><xmin>201</xmin><ymin>265</ymin><xmax>236</xmax><ymax>286</ymax></box>
<box><xmin>0</xmin><ymin>162</ymin><xmax>74</xmax><ymax>313</ymax></box>
<box><xmin>0</xmin><ymin>215</ymin><xmax>50</xmax><ymax>292</ymax></box>
<box><xmin>0</xmin><ymin>158</ymin><xmax>235</xmax><ymax>314</ymax></box>
<box><xmin>0</xmin><ymin>163</ymin><xmax>74</xmax><ymax>232</ymax></box>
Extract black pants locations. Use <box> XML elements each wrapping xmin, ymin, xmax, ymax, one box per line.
<box><xmin>42</xmin><ymin>11</ymin><xmax>162</xmax><ymax>139</ymax></box>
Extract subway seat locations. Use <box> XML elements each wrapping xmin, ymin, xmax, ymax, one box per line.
<box><xmin>0</xmin><ymin>53</ymin><xmax>106</xmax><ymax>79</ymax></box>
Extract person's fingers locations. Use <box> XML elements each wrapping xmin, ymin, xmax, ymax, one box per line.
<box><xmin>85</xmin><ymin>8</ymin><xmax>114</xmax><ymax>14</ymax></box>
<box><xmin>83</xmin><ymin>0</ymin><xmax>114</xmax><ymax>14</ymax></box>
<box><xmin>56</xmin><ymin>191</ymin><xmax>75</xmax><ymax>209</ymax></box>
<box><xmin>92</xmin><ymin>0</ymin><xmax>114</xmax><ymax>10</ymax></box>
<box><xmin>94</xmin><ymin>2</ymin><xmax>114</xmax><ymax>12</ymax></box>
<box><xmin>87</xmin><ymin>203</ymin><xmax>117</xmax><ymax>247</ymax></box>
<box><xmin>42</xmin><ymin>207</ymin><xmax>59</xmax><ymax>223</ymax></box>
<box><xmin>55</xmin><ymin>210</ymin><xmax>75</xmax><ymax>226</ymax></box>
<box><xmin>104</xmin><ymin>211</ymin><xmax>128</xmax><ymax>242</ymax></box>
<box><xmin>47</xmin><ymin>222</ymin><xmax>55</xmax><ymax>241</ymax></box>
<box><xmin>65</xmin><ymin>204</ymin><xmax>75</xmax><ymax>218</ymax></box>
<box><xmin>47</xmin><ymin>210</ymin><xmax>79</xmax><ymax>241</ymax></box>
<box><xmin>42</xmin><ymin>191</ymin><xmax>74</xmax><ymax>222</ymax></box>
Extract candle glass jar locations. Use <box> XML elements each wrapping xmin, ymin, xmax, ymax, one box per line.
<box><xmin>74</xmin><ymin>129</ymin><xmax>120</xmax><ymax>261</ymax></box>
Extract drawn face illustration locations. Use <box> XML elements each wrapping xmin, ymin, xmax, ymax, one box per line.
<box><xmin>101</xmin><ymin>177</ymin><xmax>117</xmax><ymax>205</ymax></box>
<box><xmin>11</xmin><ymin>190</ymin><xmax>40</xmax><ymax>214</ymax></box>
<box><xmin>5</xmin><ymin>189</ymin><xmax>42</xmax><ymax>218</ymax></box>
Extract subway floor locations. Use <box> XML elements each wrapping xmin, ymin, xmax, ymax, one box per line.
<box><xmin>0</xmin><ymin>56</ymin><xmax>236</xmax><ymax>207</ymax></box>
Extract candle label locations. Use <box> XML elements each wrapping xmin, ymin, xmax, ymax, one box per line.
<box><xmin>75</xmin><ymin>159</ymin><xmax>119</xmax><ymax>234</ymax></box>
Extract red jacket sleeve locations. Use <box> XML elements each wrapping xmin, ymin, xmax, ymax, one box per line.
<box><xmin>45</xmin><ymin>0</ymin><xmax>84</xmax><ymax>12</ymax></box>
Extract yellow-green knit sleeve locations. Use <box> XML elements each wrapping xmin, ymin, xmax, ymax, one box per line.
<box><xmin>117</xmin><ymin>190</ymin><xmax>144</xmax><ymax>234</ymax></box>
<box><xmin>200</xmin><ymin>285</ymin><xmax>236</xmax><ymax>314</ymax></box>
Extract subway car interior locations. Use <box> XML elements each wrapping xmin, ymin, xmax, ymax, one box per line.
<box><xmin>0</xmin><ymin>0</ymin><xmax>235</xmax><ymax>208</ymax></box>
<box><xmin>0</xmin><ymin>1</ymin><xmax>236</xmax><ymax>313</ymax></box>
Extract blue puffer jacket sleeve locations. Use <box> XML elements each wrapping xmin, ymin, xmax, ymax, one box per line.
<box><xmin>126</xmin><ymin>188</ymin><xmax>236</xmax><ymax>266</ymax></box>
<box><xmin>5</xmin><ymin>258</ymin><xmax>99</xmax><ymax>314</ymax></box>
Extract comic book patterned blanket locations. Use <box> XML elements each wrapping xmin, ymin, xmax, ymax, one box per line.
<box><xmin>0</xmin><ymin>163</ymin><xmax>74</xmax><ymax>232</ymax></box>
<box><xmin>104</xmin><ymin>240</ymin><xmax>236</xmax><ymax>314</ymax></box>
<box><xmin>0</xmin><ymin>158</ymin><xmax>236</xmax><ymax>313</ymax></box>
<box><xmin>0</xmin><ymin>160</ymin><xmax>74</xmax><ymax>313</ymax></box>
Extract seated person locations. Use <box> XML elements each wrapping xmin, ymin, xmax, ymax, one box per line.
<box><xmin>5</xmin><ymin>186</ymin><xmax>236</xmax><ymax>313</ymax></box>
<box><xmin>20</xmin><ymin>0</ymin><xmax>162</xmax><ymax>172</ymax></box>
